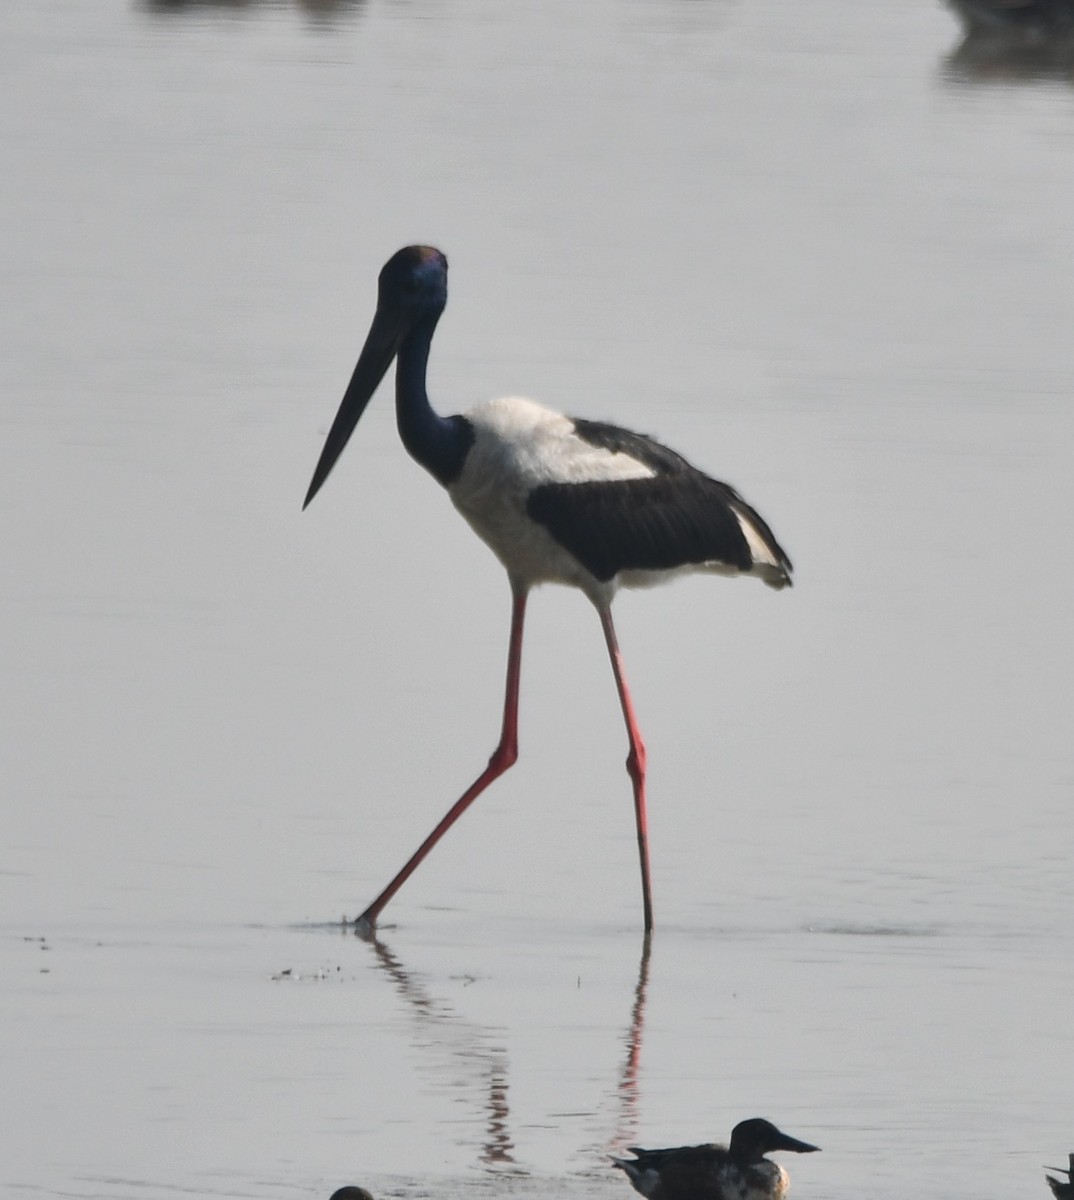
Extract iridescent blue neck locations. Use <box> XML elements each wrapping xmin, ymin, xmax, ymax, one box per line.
<box><xmin>394</xmin><ymin>312</ymin><xmax>472</xmax><ymax>487</ymax></box>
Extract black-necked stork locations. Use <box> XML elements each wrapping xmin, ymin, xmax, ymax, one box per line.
<box><xmin>611</xmin><ymin>1119</ymin><xmax>820</xmax><ymax>1200</ymax></box>
<box><xmin>303</xmin><ymin>245</ymin><xmax>792</xmax><ymax>934</ymax></box>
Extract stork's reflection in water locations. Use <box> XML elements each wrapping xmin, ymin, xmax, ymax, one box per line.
<box><xmin>358</xmin><ymin>932</ymin><xmax>653</xmax><ymax>1173</ymax></box>
<box><xmin>368</xmin><ymin>935</ymin><xmax>517</xmax><ymax>1168</ymax></box>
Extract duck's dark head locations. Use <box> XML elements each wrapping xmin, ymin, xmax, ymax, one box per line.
<box><xmin>303</xmin><ymin>245</ymin><xmax>448</xmax><ymax>509</ymax></box>
<box><xmin>329</xmin><ymin>1189</ymin><xmax>376</xmax><ymax>1200</ymax></box>
<box><xmin>728</xmin><ymin>1119</ymin><xmax>820</xmax><ymax>1162</ymax></box>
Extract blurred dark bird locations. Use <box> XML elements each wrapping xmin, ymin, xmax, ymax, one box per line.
<box><xmin>329</xmin><ymin>1189</ymin><xmax>375</xmax><ymax>1200</ymax></box>
<box><xmin>303</xmin><ymin>246</ymin><xmax>792</xmax><ymax>934</ymax></box>
<box><xmin>946</xmin><ymin>0</ymin><xmax>1074</xmax><ymax>35</ymax></box>
<box><xmin>611</xmin><ymin>1118</ymin><xmax>820</xmax><ymax>1200</ymax></box>
<box><xmin>1045</xmin><ymin>1154</ymin><xmax>1074</xmax><ymax>1200</ymax></box>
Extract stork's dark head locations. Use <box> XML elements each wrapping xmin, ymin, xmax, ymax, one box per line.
<box><xmin>378</xmin><ymin>244</ymin><xmax>448</xmax><ymax>315</ymax></box>
<box><xmin>303</xmin><ymin>245</ymin><xmax>449</xmax><ymax>509</ymax></box>
<box><xmin>727</xmin><ymin>1119</ymin><xmax>820</xmax><ymax>1163</ymax></box>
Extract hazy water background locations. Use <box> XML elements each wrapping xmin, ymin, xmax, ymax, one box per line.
<box><xmin>3</xmin><ymin>1</ymin><xmax>1074</xmax><ymax>1198</ymax></box>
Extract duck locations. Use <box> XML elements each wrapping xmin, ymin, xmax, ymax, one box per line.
<box><xmin>1045</xmin><ymin>1155</ymin><xmax>1074</xmax><ymax>1200</ymax></box>
<box><xmin>945</xmin><ymin>0</ymin><xmax>1074</xmax><ymax>36</ymax></box>
<box><xmin>612</xmin><ymin>1117</ymin><xmax>820</xmax><ymax>1200</ymax></box>
<box><xmin>329</xmin><ymin>1190</ymin><xmax>375</xmax><ymax>1200</ymax></box>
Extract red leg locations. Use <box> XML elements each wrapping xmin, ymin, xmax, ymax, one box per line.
<box><xmin>599</xmin><ymin>606</ymin><xmax>654</xmax><ymax>933</ymax></box>
<box><xmin>356</xmin><ymin>588</ymin><xmax>527</xmax><ymax>933</ymax></box>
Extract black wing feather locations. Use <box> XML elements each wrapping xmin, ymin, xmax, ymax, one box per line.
<box><xmin>527</xmin><ymin>419</ymin><xmax>788</xmax><ymax>583</ymax></box>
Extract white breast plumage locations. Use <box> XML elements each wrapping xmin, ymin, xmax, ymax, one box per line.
<box><xmin>448</xmin><ymin>395</ymin><xmax>654</xmax><ymax>596</ymax></box>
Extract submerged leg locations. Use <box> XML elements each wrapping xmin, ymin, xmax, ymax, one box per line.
<box><xmin>356</xmin><ymin>588</ymin><xmax>528</xmax><ymax>932</ymax></box>
<box><xmin>598</xmin><ymin>605</ymin><xmax>654</xmax><ymax>934</ymax></box>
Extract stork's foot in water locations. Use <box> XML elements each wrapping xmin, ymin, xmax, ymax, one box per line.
<box><xmin>352</xmin><ymin>912</ymin><xmax>376</xmax><ymax>940</ymax></box>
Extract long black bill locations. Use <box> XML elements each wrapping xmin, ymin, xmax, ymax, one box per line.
<box><xmin>302</xmin><ymin>306</ymin><xmax>407</xmax><ymax>510</ymax></box>
<box><xmin>774</xmin><ymin>1130</ymin><xmax>820</xmax><ymax>1154</ymax></box>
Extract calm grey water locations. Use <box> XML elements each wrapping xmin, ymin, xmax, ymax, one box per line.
<box><xmin>3</xmin><ymin>2</ymin><xmax>1073</xmax><ymax>1198</ymax></box>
